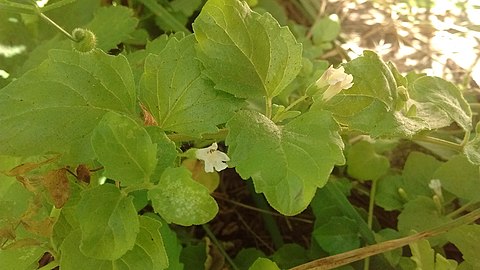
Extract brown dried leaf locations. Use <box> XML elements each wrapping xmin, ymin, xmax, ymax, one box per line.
<box><xmin>140</xmin><ymin>102</ymin><xmax>158</xmax><ymax>126</ymax></box>
<box><xmin>6</xmin><ymin>156</ymin><xmax>58</xmax><ymax>176</ymax></box>
<box><xmin>76</xmin><ymin>164</ymin><xmax>91</xmax><ymax>184</ymax></box>
<box><xmin>43</xmin><ymin>168</ymin><xmax>70</xmax><ymax>208</ymax></box>
<box><xmin>21</xmin><ymin>218</ymin><xmax>55</xmax><ymax>238</ymax></box>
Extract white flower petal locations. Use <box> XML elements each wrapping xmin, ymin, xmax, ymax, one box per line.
<box><xmin>195</xmin><ymin>143</ymin><xmax>230</xmax><ymax>173</ymax></box>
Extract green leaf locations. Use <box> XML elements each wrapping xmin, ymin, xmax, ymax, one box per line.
<box><xmin>0</xmin><ymin>246</ymin><xmax>45</xmax><ymax>270</ymax></box>
<box><xmin>193</xmin><ymin>0</ymin><xmax>302</xmax><ymax>99</ymax></box>
<box><xmin>375</xmin><ymin>175</ymin><xmax>404</xmax><ymax>211</ymax></box>
<box><xmin>234</xmin><ymin>248</ymin><xmax>266</xmax><ymax>270</ymax></box>
<box><xmin>397</xmin><ymin>197</ymin><xmax>451</xmax><ymax>242</ymax></box>
<box><xmin>409</xmin><ymin>76</ymin><xmax>471</xmax><ymax>131</ymax></box>
<box><xmin>409</xmin><ymin>239</ymin><xmax>457</xmax><ymax>270</ymax></box>
<box><xmin>138</xmin><ymin>0</ymin><xmax>191</xmax><ymax>33</ymax></box>
<box><xmin>433</xmin><ymin>155</ymin><xmax>480</xmax><ymax>202</ymax></box>
<box><xmin>248</xmin><ymin>258</ymin><xmax>280</xmax><ymax>270</ymax></box>
<box><xmin>271</xmin><ymin>243</ymin><xmax>310</xmax><ymax>269</ymax></box>
<box><xmin>145</xmin><ymin>126</ymin><xmax>178</xmax><ymax>181</ymax></box>
<box><xmin>402</xmin><ymin>151</ymin><xmax>443</xmax><ymax>200</ymax></box>
<box><xmin>126</xmin><ymin>216</ymin><xmax>169</xmax><ymax>270</ymax></box>
<box><xmin>139</xmin><ymin>35</ymin><xmax>243</xmax><ymax>137</ymax></box>
<box><xmin>148</xmin><ymin>167</ymin><xmax>218</xmax><ymax>225</ymax></box>
<box><xmin>312</xmin><ymin>216</ymin><xmax>360</xmax><ymax>254</ymax></box>
<box><xmin>76</xmin><ymin>184</ymin><xmax>140</xmax><ymax>260</ymax></box>
<box><xmin>86</xmin><ymin>6</ymin><xmax>139</xmax><ymax>51</ymax></box>
<box><xmin>91</xmin><ymin>112</ymin><xmax>157</xmax><ymax>185</ymax></box>
<box><xmin>311</xmin><ymin>15</ymin><xmax>341</xmax><ymax>44</ymax></box>
<box><xmin>346</xmin><ymin>140</ymin><xmax>389</xmax><ymax>181</ymax></box>
<box><xmin>0</xmin><ymin>50</ymin><xmax>136</xmax><ymax>161</ymax></box>
<box><xmin>447</xmin><ymin>225</ymin><xmax>480</xmax><ymax>267</ymax></box>
<box><xmin>409</xmin><ymin>239</ymin><xmax>435</xmax><ymax>270</ymax></box>
<box><xmin>464</xmin><ymin>122</ymin><xmax>480</xmax><ymax>165</ymax></box>
<box><xmin>226</xmin><ymin>110</ymin><xmax>345</xmax><ymax>215</ymax></box>
<box><xmin>60</xmin><ymin>222</ymin><xmax>169</xmax><ymax>270</ymax></box>
<box><xmin>153</xmin><ymin>215</ymin><xmax>184</xmax><ymax>270</ymax></box>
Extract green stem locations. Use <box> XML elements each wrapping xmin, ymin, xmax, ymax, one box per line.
<box><xmin>412</xmin><ymin>135</ymin><xmax>463</xmax><ymax>152</ymax></box>
<box><xmin>272</xmin><ymin>95</ymin><xmax>308</xmax><ymax>122</ymax></box>
<box><xmin>265</xmin><ymin>96</ymin><xmax>273</xmax><ymax>119</ymax></box>
<box><xmin>363</xmin><ymin>179</ymin><xmax>378</xmax><ymax>270</ymax></box>
<box><xmin>37</xmin><ymin>11</ymin><xmax>77</xmax><ymax>41</ymax></box>
<box><xmin>446</xmin><ymin>201</ymin><xmax>480</xmax><ymax>219</ymax></box>
<box><xmin>202</xmin><ymin>224</ymin><xmax>239</xmax><ymax>270</ymax></box>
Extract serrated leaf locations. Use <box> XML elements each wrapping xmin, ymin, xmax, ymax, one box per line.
<box><xmin>226</xmin><ymin>110</ymin><xmax>345</xmax><ymax>215</ymax></box>
<box><xmin>76</xmin><ymin>184</ymin><xmax>139</xmax><ymax>260</ymax></box>
<box><xmin>346</xmin><ymin>140</ymin><xmax>389</xmax><ymax>181</ymax></box>
<box><xmin>433</xmin><ymin>155</ymin><xmax>480</xmax><ymax>202</ymax></box>
<box><xmin>86</xmin><ymin>6</ymin><xmax>139</xmax><ymax>51</ymax></box>
<box><xmin>91</xmin><ymin>112</ymin><xmax>157</xmax><ymax>185</ymax></box>
<box><xmin>409</xmin><ymin>239</ymin><xmax>435</xmax><ymax>270</ymax></box>
<box><xmin>463</xmin><ymin>122</ymin><xmax>480</xmax><ymax>165</ymax></box>
<box><xmin>148</xmin><ymin>167</ymin><xmax>218</xmax><ymax>226</ymax></box>
<box><xmin>0</xmin><ymin>49</ymin><xmax>136</xmax><ymax>161</ymax></box>
<box><xmin>447</xmin><ymin>225</ymin><xmax>480</xmax><ymax>268</ymax></box>
<box><xmin>193</xmin><ymin>0</ymin><xmax>302</xmax><ymax>99</ymax></box>
<box><xmin>140</xmin><ymin>35</ymin><xmax>243</xmax><ymax>137</ymax></box>
<box><xmin>312</xmin><ymin>216</ymin><xmax>360</xmax><ymax>254</ymax></box>
<box><xmin>409</xmin><ymin>76</ymin><xmax>471</xmax><ymax>131</ymax></box>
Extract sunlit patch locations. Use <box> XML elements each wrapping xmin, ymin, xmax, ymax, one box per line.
<box><xmin>0</xmin><ymin>70</ymin><xmax>9</xmax><ymax>79</ymax></box>
<box><xmin>0</xmin><ymin>44</ymin><xmax>26</xmax><ymax>58</ymax></box>
<box><xmin>8</xmin><ymin>17</ymin><xmax>18</xmax><ymax>23</ymax></box>
<box><xmin>36</xmin><ymin>0</ymin><xmax>49</xmax><ymax>8</ymax></box>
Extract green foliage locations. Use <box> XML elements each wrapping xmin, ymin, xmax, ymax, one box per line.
<box><xmin>226</xmin><ymin>110</ymin><xmax>345</xmax><ymax>215</ymax></box>
<box><xmin>1</xmin><ymin>0</ymin><xmax>479</xmax><ymax>269</ymax></box>
<box><xmin>193</xmin><ymin>0</ymin><xmax>302</xmax><ymax>99</ymax></box>
<box><xmin>148</xmin><ymin>167</ymin><xmax>218</xmax><ymax>226</ymax></box>
<box><xmin>92</xmin><ymin>112</ymin><xmax>157</xmax><ymax>185</ymax></box>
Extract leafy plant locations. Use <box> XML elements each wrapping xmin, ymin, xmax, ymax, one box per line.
<box><xmin>1</xmin><ymin>0</ymin><xmax>479</xmax><ymax>269</ymax></box>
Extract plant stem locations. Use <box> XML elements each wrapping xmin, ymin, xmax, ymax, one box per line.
<box><xmin>291</xmin><ymin>207</ymin><xmax>480</xmax><ymax>270</ymax></box>
<box><xmin>37</xmin><ymin>11</ymin><xmax>77</xmax><ymax>41</ymax></box>
<box><xmin>412</xmin><ymin>135</ymin><xmax>463</xmax><ymax>152</ymax></box>
<box><xmin>202</xmin><ymin>224</ymin><xmax>239</xmax><ymax>270</ymax></box>
<box><xmin>363</xmin><ymin>179</ymin><xmax>378</xmax><ymax>270</ymax></box>
<box><xmin>265</xmin><ymin>96</ymin><xmax>273</xmax><ymax>119</ymax></box>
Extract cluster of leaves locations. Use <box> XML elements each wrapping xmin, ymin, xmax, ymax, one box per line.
<box><xmin>1</xmin><ymin>0</ymin><xmax>479</xmax><ymax>269</ymax></box>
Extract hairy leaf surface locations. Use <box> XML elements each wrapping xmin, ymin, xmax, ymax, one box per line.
<box><xmin>0</xmin><ymin>50</ymin><xmax>136</xmax><ymax>161</ymax></box>
<box><xmin>86</xmin><ymin>6</ymin><xmax>139</xmax><ymax>51</ymax></box>
<box><xmin>148</xmin><ymin>167</ymin><xmax>218</xmax><ymax>225</ymax></box>
<box><xmin>140</xmin><ymin>35</ymin><xmax>242</xmax><ymax>137</ymax></box>
<box><xmin>193</xmin><ymin>0</ymin><xmax>302</xmax><ymax>99</ymax></box>
<box><xmin>76</xmin><ymin>184</ymin><xmax>139</xmax><ymax>260</ymax></box>
<box><xmin>226</xmin><ymin>110</ymin><xmax>345</xmax><ymax>215</ymax></box>
<box><xmin>92</xmin><ymin>112</ymin><xmax>157</xmax><ymax>185</ymax></box>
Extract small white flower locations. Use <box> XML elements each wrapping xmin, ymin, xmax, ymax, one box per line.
<box><xmin>195</xmin><ymin>143</ymin><xmax>230</xmax><ymax>173</ymax></box>
<box><xmin>428</xmin><ymin>179</ymin><xmax>443</xmax><ymax>198</ymax></box>
<box><xmin>316</xmin><ymin>65</ymin><xmax>354</xmax><ymax>102</ymax></box>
